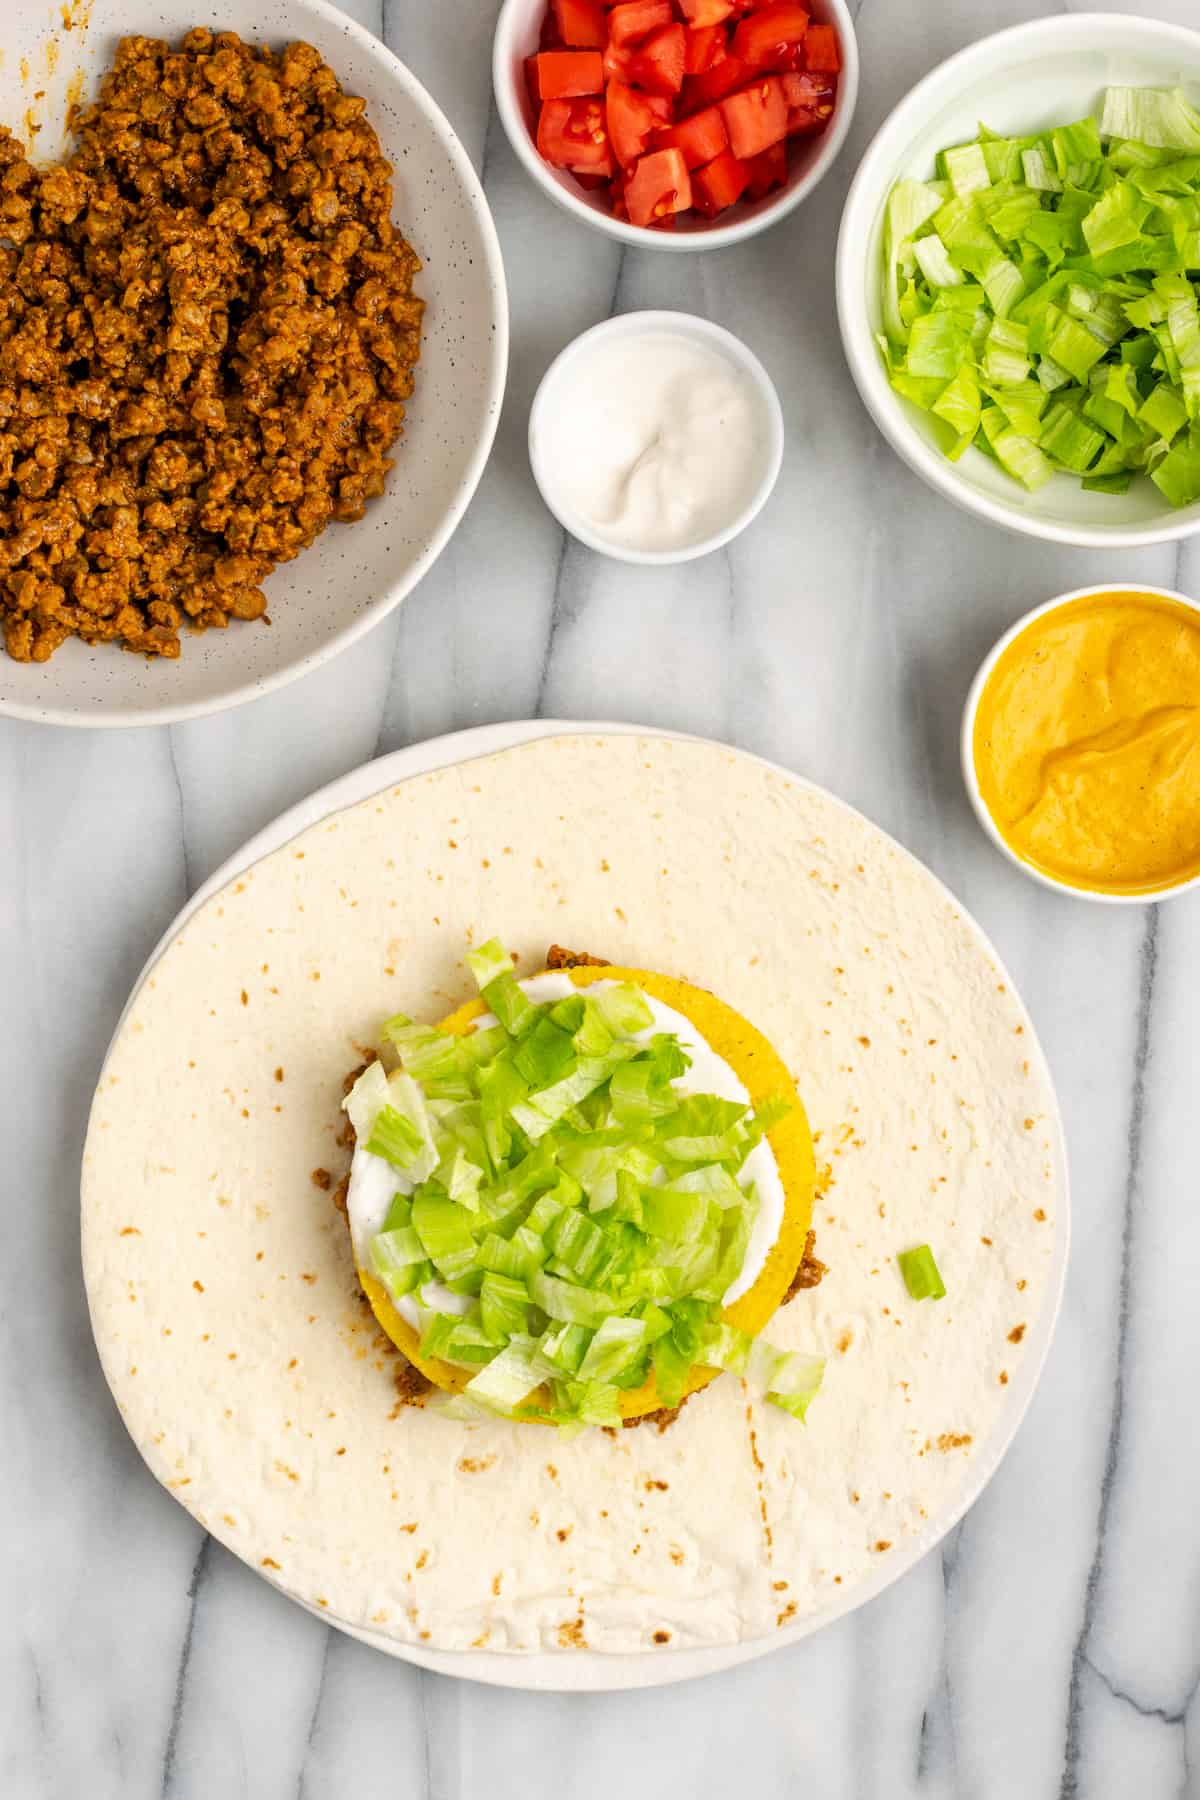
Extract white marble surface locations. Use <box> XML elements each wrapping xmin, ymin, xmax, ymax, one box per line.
<box><xmin>2</xmin><ymin>0</ymin><xmax>1199</xmax><ymax>1793</ymax></box>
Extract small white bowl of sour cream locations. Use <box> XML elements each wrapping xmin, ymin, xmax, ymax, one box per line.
<box><xmin>528</xmin><ymin>310</ymin><xmax>784</xmax><ymax>565</ymax></box>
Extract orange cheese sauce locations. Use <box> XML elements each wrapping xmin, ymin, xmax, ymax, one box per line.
<box><xmin>973</xmin><ymin>590</ymin><xmax>1200</xmax><ymax>896</ymax></box>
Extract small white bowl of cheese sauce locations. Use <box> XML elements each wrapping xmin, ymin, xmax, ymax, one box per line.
<box><xmin>528</xmin><ymin>311</ymin><xmax>784</xmax><ymax>565</ymax></box>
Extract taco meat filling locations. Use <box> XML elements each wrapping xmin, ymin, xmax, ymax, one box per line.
<box><xmin>784</xmin><ymin>1231</ymin><xmax>826</xmax><ymax>1302</ymax></box>
<box><xmin>0</xmin><ymin>29</ymin><xmax>423</xmax><ymax>663</ymax></box>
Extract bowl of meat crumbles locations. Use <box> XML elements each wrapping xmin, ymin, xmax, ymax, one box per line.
<box><xmin>0</xmin><ymin>1</ymin><xmax>507</xmax><ymax>725</ymax></box>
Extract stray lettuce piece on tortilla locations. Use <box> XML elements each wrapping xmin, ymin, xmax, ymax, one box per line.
<box><xmin>898</xmin><ymin>1244</ymin><xmax>947</xmax><ymax>1301</ymax></box>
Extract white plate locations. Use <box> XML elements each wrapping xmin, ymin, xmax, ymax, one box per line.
<box><xmin>0</xmin><ymin>0</ymin><xmax>507</xmax><ymax>726</ymax></box>
<box><xmin>106</xmin><ymin>721</ymin><xmax>1070</xmax><ymax>1692</ymax></box>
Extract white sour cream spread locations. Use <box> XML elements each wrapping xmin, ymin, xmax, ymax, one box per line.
<box><xmin>531</xmin><ymin>330</ymin><xmax>774</xmax><ymax>555</ymax></box>
<box><xmin>346</xmin><ymin>973</ymin><xmax>785</xmax><ymax>1324</ymax></box>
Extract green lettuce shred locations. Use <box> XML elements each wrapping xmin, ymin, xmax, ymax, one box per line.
<box><xmin>879</xmin><ymin>87</ymin><xmax>1200</xmax><ymax>507</ymax></box>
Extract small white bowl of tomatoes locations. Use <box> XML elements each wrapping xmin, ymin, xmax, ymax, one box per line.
<box><xmin>494</xmin><ymin>0</ymin><xmax>859</xmax><ymax>249</ymax></box>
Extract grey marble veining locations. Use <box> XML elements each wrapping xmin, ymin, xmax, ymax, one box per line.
<box><xmin>2</xmin><ymin>1</ymin><xmax>1200</xmax><ymax>1795</ymax></box>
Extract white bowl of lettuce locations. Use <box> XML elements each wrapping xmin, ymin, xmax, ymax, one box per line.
<box><xmin>836</xmin><ymin>14</ymin><xmax>1200</xmax><ymax>547</ymax></box>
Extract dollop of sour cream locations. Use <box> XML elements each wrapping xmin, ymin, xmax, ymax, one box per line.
<box><xmin>346</xmin><ymin>973</ymin><xmax>785</xmax><ymax>1325</ymax></box>
<box><xmin>532</xmin><ymin>330</ymin><xmax>775</xmax><ymax>555</ymax></box>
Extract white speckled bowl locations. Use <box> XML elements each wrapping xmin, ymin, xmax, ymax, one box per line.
<box><xmin>0</xmin><ymin>0</ymin><xmax>507</xmax><ymax>727</ymax></box>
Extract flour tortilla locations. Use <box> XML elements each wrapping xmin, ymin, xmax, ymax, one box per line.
<box><xmin>82</xmin><ymin>734</ymin><xmax>1063</xmax><ymax>1656</ymax></box>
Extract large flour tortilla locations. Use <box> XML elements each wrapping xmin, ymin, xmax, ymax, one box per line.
<box><xmin>83</xmin><ymin>735</ymin><xmax>1062</xmax><ymax>1656</ymax></box>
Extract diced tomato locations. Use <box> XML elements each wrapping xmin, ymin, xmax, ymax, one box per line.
<box><xmin>683</xmin><ymin>24</ymin><xmax>726</xmax><ymax>76</ymax></box>
<box><xmin>731</xmin><ymin>3</ymin><xmax>810</xmax><ymax>69</ymax></box>
<box><xmin>691</xmin><ymin>148</ymin><xmax>750</xmax><ymax>214</ymax></box>
<box><xmin>608</xmin><ymin>0</ymin><xmax>672</xmax><ymax>46</ymax></box>
<box><xmin>781</xmin><ymin>70</ymin><xmax>834</xmax><ymax>110</ymax></box>
<box><xmin>551</xmin><ymin>0</ymin><xmax>606</xmax><ymax>48</ymax></box>
<box><xmin>625</xmin><ymin>146</ymin><xmax>692</xmax><ymax>225</ymax></box>
<box><xmin>535</xmin><ymin>50</ymin><xmax>604</xmax><ymax>99</ymax></box>
<box><xmin>744</xmin><ymin>140</ymin><xmax>787</xmax><ymax>198</ymax></box>
<box><xmin>527</xmin><ymin>0</ymin><xmax>835</xmax><ymax>228</ymax></box>
<box><xmin>654</xmin><ymin>104</ymin><xmax>728</xmax><ymax>169</ymax></box>
<box><xmin>606</xmin><ymin>80</ymin><xmax>672</xmax><ymax>168</ymax></box>
<box><xmin>603</xmin><ymin>42</ymin><xmax>636</xmax><ymax>85</ymax></box>
<box><xmin>781</xmin><ymin>70</ymin><xmax>834</xmax><ymax>132</ymax></box>
<box><xmin>537</xmin><ymin>96</ymin><xmax>615</xmax><ymax>173</ymax></box>
<box><xmin>681</xmin><ymin>54</ymin><xmax>749</xmax><ymax>110</ymax></box>
<box><xmin>627</xmin><ymin>23</ymin><xmax>687</xmax><ymax>96</ymax></box>
<box><xmin>719</xmin><ymin>76</ymin><xmax>787</xmax><ymax>158</ymax></box>
<box><xmin>677</xmin><ymin>0</ymin><xmax>734</xmax><ymax>23</ymax></box>
<box><xmin>804</xmin><ymin>23</ymin><xmax>841</xmax><ymax>71</ymax></box>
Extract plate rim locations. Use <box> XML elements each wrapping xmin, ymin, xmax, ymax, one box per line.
<box><xmin>0</xmin><ymin>0</ymin><xmax>509</xmax><ymax>729</ymax></box>
<box><xmin>91</xmin><ymin>720</ymin><xmax>1071</xmax><ymax>1691</ymax></box>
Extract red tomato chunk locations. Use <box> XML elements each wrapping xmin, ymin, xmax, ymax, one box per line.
<box><xmin>607</xmin><ymin>80</ymin><xmax>673</xmax><ymax>167</ymax></box>
<box><xmin>692</xmin><ymin>148</ymin><xmax>750</xmax><ymax>214</ymax></box>
<box><xmin>609</xmin><ymin>0</ymin><xmax>673</xmax><ymax>46</ymax></box>
<box><xmin>551</xmin><ymin>0</ymin><xmax>607</xmax><ymax>47</ymax></box>
<box><xmin>731</xmin><ymin>3</ymin><xmax>810</xmax><ymax>68</ymax></box>
<box><xmin>781</xmin><ymin>69</ymin><xmax>834</xmax><ymax>132</ymax></box>
<box><xmin>527</xmin><ymin>0</ymin><xmax>840</xmax><ymax>227</ymax></box>
<box><xmin>655</xmin><ymin>104</ymin><xmax>728</xmax><ymax>169</ymax></box>
<box><xmin>804</xmin><ymin>23</ymin><xmax>841</xmax><ymax>70</ymax></box>
<box><xmin>535</xmin><ymin>50</ymin><xmax>605</xmax><ymax>98</ymax></box>
<box><xmin>681</xmin><ymin>52</ymin><xmax>749</xmax><ymax>110</ymax></box>
<box><xmin>744</xmin><ymin>139</ymin><xmax>787</xmax><ymax>197</ymax></box>
<box><xmin>719</xmin><ymin>78</ymin><xmax>787</xmax><ymax>159</ymax></box>
<box><xmin>678</xmin><ymin>0</ymin><xmax>733</xmax><ymax>22</ymax></box>
<box><xmin>537</xmin><ymin>96</ymin><xmax>614</xmax><ymax>172</ymax></box>
<box><xmin>683</xmin><ymin>24</ymin><xmax>727</xmax><ymax>74</ymax></box>
<box><xmin>625</xmin><ymin>146</ymin><xmax>692</xmax><ymax>225</ymax></box>
<box><xmin>630</xmin><ymin>24</ymin><xmax>687</xmax><ymax>96</ymax></box>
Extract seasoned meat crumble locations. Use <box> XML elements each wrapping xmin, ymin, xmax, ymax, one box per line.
<box><xmin>0</xmin><ymin>30</ymin><xmax>423</xmax><ymax>662</ymax></box>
